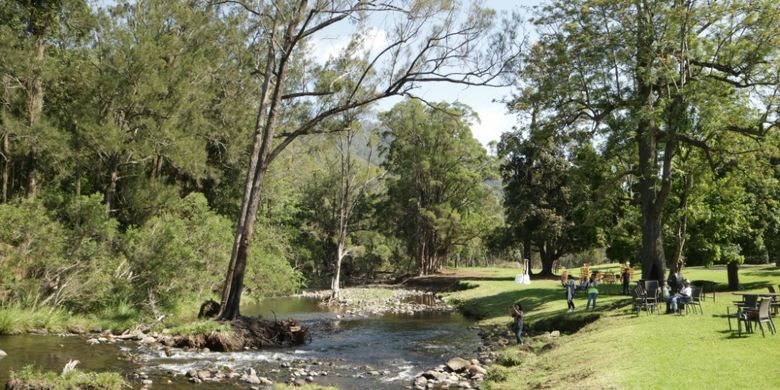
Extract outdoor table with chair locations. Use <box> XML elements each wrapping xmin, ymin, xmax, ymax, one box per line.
<box><xmin>691</xmin><ymin>280</ymin><xmax>717</xmax><ymax>302</ymax></box>
<box><xmin>728</xmin><ymin>292</ymin><xmax>778</xmax><ymax>337</ymax></box>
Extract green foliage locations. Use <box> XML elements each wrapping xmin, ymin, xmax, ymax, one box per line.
<box><xmin>498</xmin><ymin>127</ymin><xmax>614</xmax><ymax>271</ymax></box>
<box><xmin>380</xmin><ymin>99</ymin><xmax>501</xmax><ymax>274</ymax></box>
<box><xmin>245</xmin><ymin>223</ymin><xmax>305</xmax><ymax>298</ymax></box>
<box><xmin>0</xmin><ymin>196</ymin><xmax>121</xmax><ymax>312</ymax></box>
<box><xmin>123</xmin><ymin>193</ymin><xmax>233</xmax><ymax>313</ymax></box>
<box><xmin>10</xmin><ymin>365</ymin><xmax>126</xmax><ymax>390</ymax></box>
<box><xmin>496</xmin><ymin>350</ymin><xmax>524</xmax><ymax>367</ymax></box>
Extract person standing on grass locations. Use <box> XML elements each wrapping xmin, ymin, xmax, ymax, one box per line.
<box><xmin>621</xmin><ymin>267</ymin><xmax>631</xmax><ymax>295</ymax></box>
<box><xmin>586</xmin><ymin>278</ymin><xmax>599</xmax><ymax>310</ymax></box>
<box><xmin>563</xmin><ymin>275</ymin><xmax>576</xmax><ymax>312</ymax></box>
<box><xmin>511</xmin><ymin>303</ymin><xmax>524</xmax><ymax>345</ymax></box>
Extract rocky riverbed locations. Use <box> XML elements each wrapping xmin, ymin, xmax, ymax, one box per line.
<box><xmin>298</xmin><ymin>288</ymin><xmax>455</xmax><ymax>317</ymax></box>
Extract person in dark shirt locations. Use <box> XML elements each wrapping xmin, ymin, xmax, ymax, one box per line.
<box><xmin>511</xmin><ymin>303</ymin><xmax>524</xmax><ymax>345</ymax></box>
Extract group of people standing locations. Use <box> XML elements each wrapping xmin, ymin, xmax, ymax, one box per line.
<box><xmin>562</xmin><ymin>274</ymin><xmax>600</xmax><ymax>311</ymax></box>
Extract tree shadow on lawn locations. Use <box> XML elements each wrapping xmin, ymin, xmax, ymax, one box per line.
<box><xmin>720</xmin><ymin>280</ymin><xmax>778</xmax><ymax>292</ymax></box>
<box><xmin>741</xmin><ymin>267</ymin><xmax>780</xmax><ymax>277</ymax></box>
<box><xmin>403</xmin><ymin>275</ymin><xmax>516</xmax><ymax>292</ymax></box>
<box><xmin>717</xmin><ymin>329</ymin><xmax>753</xmax><ymax>339</ymax></box>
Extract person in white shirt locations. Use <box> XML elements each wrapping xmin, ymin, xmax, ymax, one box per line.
<box><xmin>668</xmin><ymin>280</ymin><xmax>692</xmax><ymax>313</ymax></box>
<box><xmin>562</xmin><ymin>275</ymin><xmax>576</xmax><ymax>312</ymax></box>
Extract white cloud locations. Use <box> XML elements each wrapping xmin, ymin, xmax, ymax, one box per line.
<box><xmin>471</xmin><ymin>104</ymin><xmax>515</xmax><ymax>148</ymax></box>
<box><xmin>309</xmin><ymin>27</ymin><xmax>388</xmax><ymax>64</ymax></box>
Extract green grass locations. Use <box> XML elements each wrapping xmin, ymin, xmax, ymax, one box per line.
<box><xmin>167</xmin><ymin>320</ymin><xmax>232</xmax><ymax>335</ymax></box>
<box><xmin>0</xmin><ymin>306</ymin><xmax>84</xmax><ymax>335</ymax></box>
<box><xmin>0</xmin><ymin>299</ymin><xmax>214</xmax><ymax>335</ymax></box>
<box><xmin>442</xmin><ymin>264</ymin><xmax>780</xmax><ymax>389</ymax></box>
<box><xmin>9</xmin><ymin>365</ymin><xmax>126</xmax><ymax>390</ymax></box>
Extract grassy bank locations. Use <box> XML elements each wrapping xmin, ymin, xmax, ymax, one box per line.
<box><xmin>0</xmin><ymin>299</ymin><xmax>223</xmax><ymax>336</ymax></box>
<box><xmin>442</xmin><ymin>265</ymin><xmax>780</xmax><ymax>389</ymax></box>
<box><xmin>8</xmin><ymin>366</ymin><xmax>126</xmax><ymax>390</ymax></box>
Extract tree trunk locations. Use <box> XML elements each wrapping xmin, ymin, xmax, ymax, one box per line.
<box><xmin>218</xmin><ymin>4</ymin><xmax>306</xmax><ymax>320</ymax></box>
<box><xmin>668</xmin><ymin>173</ymin><xmax>691</xmax><ymax>279</ymax></box>
<box><xmin>26</xmin><ymin>151</ymin><xmax>39</xmax><ymax>197</ymax></box>
<box><xmin>26</xmin><ymin>37</ymin><xmax>46</xmax><ymax>199</ymax></box>
<box><xmin>74</xmin><ymin>147</ymin><xmax>81</xmax><ymax>198</ymax></box>
<box><xmin>331</xmin><ymin>242</ymin><xmax>345</xmax><ymax>300</ymax></box>
<box><xmin>2</xmin><ymin>132</ymin><xmax>8</xmax><ymax>203</ymax></box>
<box><xmin>537</xmin><ymin>243</ymin><xmax>556</xmax><ymax>276</ymax></box>
<box><xmin>539</xmin><ymin>258</ymin><xmax>554</xmax><ymax>276</ymax></box>
<box><xmin>106</xmin><ymin>159</ymin><xmax>118</xmax><ymax>216</ymax></box>
<box><xmin>635</xmin><ymin>3</ymin><xmax>668</xmax><ymax>286</ymax></box>
<box><xmin>727</xmin><ymin>261</ymin><xmax>740</xmax><ymax>291</ymax></box>
<box><xmin>522</xmin><ymin>237</ymin><xmax>532</xmax><ymax>273</ymax></box>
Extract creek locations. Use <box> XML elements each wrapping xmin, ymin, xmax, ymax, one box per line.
<box><xmin>0</xmin><ymin>297</ymin><xmax>480</xmax><ymax>389</ymax></box>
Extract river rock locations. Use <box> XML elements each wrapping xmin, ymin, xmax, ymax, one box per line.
<box><xmin>67</xmin><ymin>325</ymin><xmax>86</xmax><ymax>334</ymax></box>
<box><xmin>185</xmin><ymin>369</ymin><xmax>198</xmax><ymax>378</ymax></box>
<box><xmin>242</xmin><ymin>372</ymin><xmax>261</xmax><ymax>385</ymax></box>
<box><xmin>414</xmin><ymin>376</ymin><xmax>428</xmax><ymax>389</ymax></box>
<box><xmin>140</xmin><ymin>336</ymin><xmax>157</xmax><ymax>344</ymax></box>
<box><xmin>293</xmin><ymin>378</ymin><xmax>307</xmax><ymax>386</ymax></box>
<box><xmin>259</xmin><ymin>376</ymin><xmax>273</xmax><ymax>385</ymax></box>
<box><xmin>423</xmin><ymin>370</ymin><xmax>447</xmax><ymax>382</ymax></box>
<box><xmin>467</xmin><ymin>365</ymin><xmax>487</xmax><ymax>376</ymax></box>
<box><xmin>550</xmin><ymin>330</ymin><xmax>561</xmax><ymax>337</ymax></box>
<box><xmin>0</xmin><ymin>349</ymin><xmax>6</xmax><ymax>358</ymax></box>
<box><xmin>197</xmin><ymin>370</ymin><xmax>212</xmax><ymax>380</ymax></box>
<box><xmin>305</xmin><ymin>376</ymin><xmax>314</xmax><ymax>382</ymax></box>
<box><xmin>86</xmin><ymin>338</ymin><xmax>100</xmax><ymax>345</ymax></box>
<box><xmin>141</xmin><ymin>379</ymin><xmax>153</xmax><ymax>386</ymax></box>
<box><xmin>446</xmin><ymin>357</ymin><xmax>469</xmax><ymax>372</ymax></box>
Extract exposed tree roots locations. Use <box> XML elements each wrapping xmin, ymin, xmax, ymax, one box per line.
<box><xmin>174</xmin><ymin>315</ymin><xmax>310</xmax><ymax>352</ymax></box>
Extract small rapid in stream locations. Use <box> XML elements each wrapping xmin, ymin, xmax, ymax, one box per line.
<box><xmin>0</xmin><ymin>297</ymin><xmax>481</xmax><ymax>389</ymax></box>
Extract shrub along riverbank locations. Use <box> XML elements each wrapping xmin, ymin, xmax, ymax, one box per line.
<box><xmin>6</xmin><ymin>366</ymin><xmax>126</xmax><ymax>390</ymax></box>
<box><xmin>441</xmin><ymin>265</ymin><xmax>780</xmax><ymax>389</ymax></box>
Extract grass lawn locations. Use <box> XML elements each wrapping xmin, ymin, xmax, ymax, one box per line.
<box><xmin>442</xmin><ymin>264</ymin><xmax>780</xmax><ymax>389</ymax></box>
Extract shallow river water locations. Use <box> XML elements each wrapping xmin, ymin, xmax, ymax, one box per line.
<box><xmin>0</xmin><ymin>297</ymin><xmax>480</xmax><ymax>389</ymax></box>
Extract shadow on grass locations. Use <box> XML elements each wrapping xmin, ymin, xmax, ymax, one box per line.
<box><xmin>403</xmin><ymin>275</ymin><xmax>515</xmax><ymax>292</ymax></box>
<box><xmin>718</xmin><ymin>329</ymin><xmax>753</xmax><ymax>339</ymax></box>
<box><xmin>454</xmin><ymin>288</ymin><xmax>564</xmax><ymax>321</ymax></box>
<box><xmin>452</xmin><ymin>287</ymin><xmax>608</xmax><ymax>335</ymax></box>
